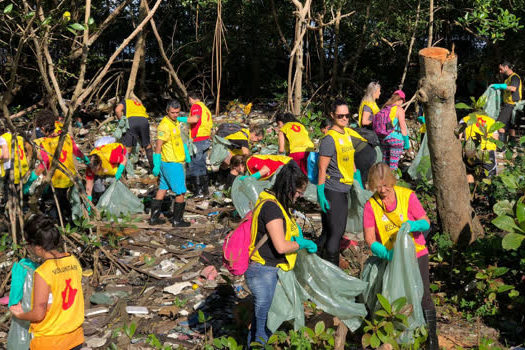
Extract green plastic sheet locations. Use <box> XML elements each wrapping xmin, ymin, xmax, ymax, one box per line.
<box><xmin>361</xmin><ymin>223</ymin><xmax>425</xmax><ymax>333</ymax></box>
<box><xmin>7</xmin><ymin>262</ymin><xmax>36</xmax><ymax>349</ymax></box>
<box><xmin>113</xmin><ymin>117</ymin><xmax>130</xmax><ymax>140</ymax></box>
<box><xmin>346</xmin><ymin>179</ymin><xmax>373</xmax><ymax>234</ymax></box>
<box><xmin>482</xmin><ymin>87</ymin><xmax>501</xmax><ymax>120</ymax></box>
<box><xmin>209</xmin><ymin>135</ymin><xmax>233</xmax><ymax>167</ymax></box>
<box><xmin>267</xmin><ymin>250</ymin><xmax>368</xmax><ymax>332</ymax></box>
<box><xmin>96</xmin><ymin>180</ymin><xmax>144</xmax><ymax>216</ymax></box>
<box><xmin>408</xmin><ymin>133</ymin><xmax>432</xmax><ymax>181</ymax></box>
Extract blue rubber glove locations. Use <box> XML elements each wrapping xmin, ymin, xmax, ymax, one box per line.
<box><xmin>297</xmin><ymin>224</ymin><xmax>304</xmax><ymax>238</ymax></box>
<box><xmin>317</xmin><ymin>184</ymin><xmax>330</xmax><ymax>213</ymax></box>
<box><xmin>152</xmin><ymin>153</ymin><xmax>161</xmax><ymax>176</ymax></box>
<box><xmin>22</xmin><ymin>171</ymin><xmax>38</xmax><ymax>195</ymax></box>
<box><xmin>291</xmin><ymin>236</ymin><xmax>317</xmax><ymax>253</ymax></box>
<box><xmin>490</xmin><ymin>83</ymin><xmax>507</xmax><ymax>90</ymax></box>
<box><xmin>87</xmin><ymin>195</ymin><xmax>93</xmax><ymax>214</ymax></box>
<box><xmin>353</xmin><ymin>169</ymin><xmax>363</xmax><ymax>188</ymax></box>
<box><xmin>371</xmin><ymin>241</ymin><xmax>393</xmax><ymax>261</ymax></box>
<box><xmin>251</xmin><ymin>171</ymin><xmax>262</xmax><ymax>180</ymax></box>
<box><xmin>115</xmin><ymin>164</ymin><xmax>126</xmax><ymax>181</ymax></box>
<box><xmin>177</xmin><ymin>116</ymin><xmax>188</xmax><ymax>123</ymax></box>
<box><xmin>417</xmin><ymin>116</ymin><xmax>425</xmax><ymax>124</ymax></box>
<box><xmin>403</xmin><ymin>135</ymin><xmax>410</xmax><ymax>150</ymax></box>
<box><xmin>406</xmin><ymin>219</ymin><xmax>430</xmax><ymax>233</ymax></box>
<box><xmin>183</xmin><ymin>144</ymin><xmax>191</xmax><ymax>163</ymax></box>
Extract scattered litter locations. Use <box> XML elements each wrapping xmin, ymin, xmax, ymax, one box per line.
<box><xmin>125</xmin><ymin>306</ymin><xmax>149</xmax><ymax>315</ymax></box>
<box><xmin>200</xmin><ymin>265</ymin><xmax>218</xmax><ymax>281</ymax></box>
<box><xmin>85</xmin><ymin>307</ymin><xmax>109</xmax><ymax>317</ymax></box>
<box><xmin>164</xmin><ymin>282</ymin><xmax>192</xmax><ymax>295</ymax></box>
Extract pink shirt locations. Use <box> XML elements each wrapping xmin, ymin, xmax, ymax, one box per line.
<box><xmin>363</xmin><ymin>192</ymin><xmax>428</xmax><ymax>257</ymax></box>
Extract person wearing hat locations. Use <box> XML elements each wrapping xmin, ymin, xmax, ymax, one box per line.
<box><xmin>377</xmin><ymin>90</ymin><xmax>409</xmax><ymax>171</ymax></box>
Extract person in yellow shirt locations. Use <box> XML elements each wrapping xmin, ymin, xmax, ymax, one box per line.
<box><xmin>150</xmin><ymin>100</ymin><xmax>191</xmax><ymax>227</ymax></box>
<box><xmin>276</xmin><ymin>113</ymin><xmax>314</xmax><ymax>176</ymax></box>
<box><xmin>358</xmin><ymin>81</ymin><xmax>381</xmax><ymax>128</ymax></box>
<box><xmin>458</xmin><ymin>113</ymin><xmax>498</xmax><ymax>182</ymax></box>
<box><xmin>222</xmin><ymin>124</ymin><xmax>264</xmax><ymax>157</ymax></box>
<box><xmin>181</xmin><ymin>92</ymin><xmax>213</xmax><ymax>197</ymax></box>
<box><xmin>115</xmin><ymin>97</ymin><xmax>154</xmax><ymax>171</ymax></box>
<box><xmin>10</xmin><ymin>214</ymin><xmax>84</xmax><ymax>350</ymax></box>
<box><xmin>85</xmin><ymin>143</ymin><xmax>128</xmax><ymax>204</ymax></box>
<box><xmin>0</xmin><ymin>128</ymin><xmax>32</xmax><ymax>206</ymax></box>
<box><xmin>34</xmin><ymin>110</ymin><xmax>87</xmax><ymax>222</ymax></box>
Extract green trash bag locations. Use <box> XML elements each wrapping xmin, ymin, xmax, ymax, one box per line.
<box><xmin>511</xmin><ymin>100</ymin><xmax>525</xmax><ymax>125</ymax></box>
<box><xmin>408</xmin><ymin>133</ymin><xmax>432</xmax><ymax>181</ymax></box>
<box><xmin>70</xmin><ymin>185</ymin><xmax>84</xmax><ymax>221</ymax></box>
<box><xmin>482</xmin><ymin>87</ymin><xmax>501</xmax><ymax>120</ymax></box>
<box><xmin>113</xmin><ymin>117</ymin><xmax>130</xmax><ymax>140</ymax></box>
<box><xmin>346</xmin><ymin>180</ymin><xmax>373</xmax><ymax>234</ymax></box>
<box><xmin>259</xmin><ymin>145</ymin><xmax>279</xmax><ymax>155</ymax></box>
<box><xmin>231</xmin><ymin>176</ymin><xmax>270</xmax><ymax>218</ymax></box>
<box><xmin>360</xmin><ymin>223</ymin><xmax>425</xmax><ymax>334</ymax></box>
<box><xmin>96</xmin><ymin>180</ymin><xmax>144</xmax><ymax>216</ymax></box>
<box><xmin>209</xmin><ymin>135</ymin><xmax>233</xmax><ymax>167</ymax></box>
<box><xmin>267</xmin><ymin>250</ymin><xmax>368</xmax><ymax>333</ymax></box>
<box><xmin>374</xmin><ymin>146</ymin><xmax>383</xmax><ymax>163</ymax></box>
<box><xmin>7</xmin><ymin>262</ymin><xmax>36</xmax><ymax>350</ymax></box>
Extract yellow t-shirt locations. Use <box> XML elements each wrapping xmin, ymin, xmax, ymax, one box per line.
<box><xmin>280</xmin><ymin>122</ymin><xmax>314</xmax><ymax>153</ymax></box>
<box><xmin>157</xmin><ymin>116</ymin><xmax>185</xmax><ymax>163</ymax></box>
<box><xmin>30</xmin><ymin>254</ymin><xmax>84</xmax><ymax>349</ymax></box>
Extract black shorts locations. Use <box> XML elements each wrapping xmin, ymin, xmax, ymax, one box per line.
<box><xmin>497</xmin><ymin>104</ymin><xmax>515</xmax><ymax>130</ymax></box>
<box><xmin>121</xmin><ymin>117</ymin><xmax>151</xmax><ymax>148</ymax></box>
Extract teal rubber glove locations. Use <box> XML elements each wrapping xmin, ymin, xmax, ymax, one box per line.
<box><xmin>291</xmin><ymin>236</ymin><xmax>317</xmax><ymax>253</ymax></box>
<box><xmin>317</xmin><ymin>184</ymin><xmax>330</xmax><ymax>213</ymax></box>
<box><xmin>251</xmin><ymin>171</ymin><xmax>262</xmax><ymax>180</ymax></box>
<box><xmin>177</xmin><ymin>116</ymin><xmax>188</xmax><ymax>123</ymax></box>
<box><xmin>297</xmin><ymin>224</ymin><xmax>304</xmax><ymax>238</ymax></box>
<box><xmin>8</xmin><ymin>259</ymin><xmax>39</xmax><ymax>307</ymax></box>
<box><xmin>152</xmin><ymin>153</ymin><xmax>161</xmax><ymax>176</ymax></box>
<box><xmin>115</xmin><ymin>163</ymin><xmax>126</xmax><ymax>181</ymax></box>
<box><xmin>23</xmin><ymin>171</ymin><xmax>38</xmax><ymax>195</ymax></box>
<box><xmin>353</xmin><ymin>169</ymin><xmax>363</xmax><ymax>188</ymax></box>
<box><xmin>87</xmin><ymin>195</ymin><xmax>93</xmax><ymax>214</ymax></box>
<box><xmin>406</xmin><ymin>219</ymin><xmax>430</xmax><ymax>233</ymax></box>
<box><xmin>371</xmin><ymin>241</ymin><xmax>393</xmax><ymax>261</ymax></box>
<box><xmin>417</xmin><ymin>116</ymin><xmax>425</xmax><ymax>124</ymax></box>
<box><xmin>183</xmin><ymin>144</ymin><xmax>191</xmax><ymax>163</ymax></box>
<box><xmin>403</xmin><ymin>135</ymin><xmax>410</xmax><ymax>150</ymax></box>
<box><xmin>490</xmin><ymin>83</ymin><xmax>507</xmax><ymax>90</ymax></box>
<box><xmin>76</xmin><ymin>156</ymin><xmax>90</xmax><ymax>165</ymax></box>
<box><xmin>238</xmin><ymin>175</ymin><xmax>247</xmax><ymax>181</ymax></box>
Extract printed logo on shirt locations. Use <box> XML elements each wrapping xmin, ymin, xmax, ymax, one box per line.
<box><xmin>61</xmin><ymin>278</ymin><xmax>78</xmax><ymax>310</ymax></box>
<box><xmin>339</xmin><ymin>139</ymin><xmax>344</xmax><ymax>145</ymax></box>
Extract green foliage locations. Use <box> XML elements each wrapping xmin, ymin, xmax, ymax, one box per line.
<box><xmin>147</xmin><ymin>334</ymin><xmax>176</xmax><ymax>350</ymax></box>
<box><xmin>250</xmin><ymin>321</ymin><xmax>335</xmax><ymax>349</ymax></box>
<box><xmin>362</xmin><ymin>295</ymin><xmax>427</xmax><ymax>350</ymax></box>
<box><xmin>212</xmin><ymin>336</ymin><xmax>243</xmax><ymax>350</ymax></box>
<box><xmin>457</xmin><ymin>0</ymin><xmax>523</xmax><ymax>42</ymax></box>
<box><xmin>299</xmin><ymin>108</ymin><xmax>324</xmax><ymax>140</ymax></box>
<box><xmin>172</xmin><ymin>297</ymin><xmax>188</xmax><ymax>308</ymax></box>
<box><xmin>122</xmin><ymin>322</ymin><xmax>137</xmax><ymax>340</ymax></box>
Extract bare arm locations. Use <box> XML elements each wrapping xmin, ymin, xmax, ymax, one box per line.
<box><xmin>85</xmin><ymin>178</ymin><xmax>94</xmax><ymax>197</ymax></box>
<box><xmin>362</xmin><ymin>111</ymin><xmax>372</xmax><ymax>126</ymax></box>
<box><xmin>364</xmin><ymin>226</ymin><xmax>377</xmax><ymax>248</ymax></box>
<box><xmin>155</xmin><ymin>139</ymin><xmax>164</xmax><ymax>154</ymax></box>
<box><xmin>507</xmin><ymin>85</ymin><xmax>517</xmax><ymax>92</ymax></box>
<box><xmin>0</xmin><ymin>143</ymin><xmax>8</xmax><ymax>160</ymax></box>
<box><xmin>278</xmin><ymin>131</ymin><xmax>286</xmax><ymax>153</ymax></box>
<box><xmin>397</xmin><ymin>107</ymin><xmax>408</xmax><ymax>136</ymax></box>
<box><xmin>241</xmin><ymin>147</ymin><xmax>250</xmax><ymax>155</ymax></box>
<box><xmin>10</xmin><ymin>272</ymin><xmax>49</xmax><ymax>322</ymax></box>
<box><xmin>266</xmin><ymin>218</ymin><xmax>299</xmax><ymax>254</ymax></box>
<box><xmin>115</xmin><ymin>103</ymin><xmax>124</xmax><ymax>119</ymax></box>
<box><xmin>317</xmin><ymin>155</ymin><xmax>331</xmax><ymax>185</ymax></box>
<box><xmin>258</xmin><ymin>165</ymin><xmax>271</xmax><ymax>178</ymax></box>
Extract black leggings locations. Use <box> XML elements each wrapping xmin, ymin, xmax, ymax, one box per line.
<box><xmin>418</xmin><ymin>254</ymin><xmax>435</xmax><ymax>311</ymax></box>
<box><xmin>355</xmin><ymin>145</ymin><xmax>377</xmax><ymax>185</ymax></box>
<box><xmin>319</xmin><ymin>188</ymin><xmax>349</xmax><ymax>256</ymax></box>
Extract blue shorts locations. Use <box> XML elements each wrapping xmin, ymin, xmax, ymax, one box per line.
<box><xmin>159</xmin><ymin>162</ymin><xmax>186</xmax><ymax>195</ymax></box>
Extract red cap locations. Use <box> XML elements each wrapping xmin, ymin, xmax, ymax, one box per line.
<box><xmin>394</xmin><ymin>90</ymin><xmax>406</xmax><ymax>100</ymax></box>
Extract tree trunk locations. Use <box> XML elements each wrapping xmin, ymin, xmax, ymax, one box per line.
<box><xmin>398</xmin><ymin>0</ymin><xmax>421</xmax><ymax>90</ymax></box>
<box><xmin>427</xmin><ymin>0</ymin><xmax>434</xmax><ymax>47</ymax></box>
<box><xmin>417</xmin><ymin>47</ymin><xmax>484</xmax><ymax>244</ymax></box>
<box><xmin>125</xmin><ymin>0</ymin><xmax>147</xmax><ymax>99</ymax></box>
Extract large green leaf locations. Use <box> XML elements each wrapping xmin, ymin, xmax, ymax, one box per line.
<box><xmin>492</xmin><ymin>215</ymin><xmax>523</xmax><ymax>233</ymax></box>
<box><xmin>493</xmin><ymin>200</ymin><xmax>515</xmax><ymax>216</ymax></box>
<box><xmin>516</xmin><ymin>201</ymin><xmax>525</xmax><ymax>224</ymax></box>
<box><xmin>455</xmin><ymin>102</ymin><xmax>472</xmax><ymax>110</ymax></box>
<box><xmin>500</xmin><ymin>173</ymin><xmax>518</xmax><ymax>189</ymax></box>
<box><xmin>488</xmin><ymin>121</ymin><xmax>506</xmax><ymax>134</ymax></box>
<box><xmin>502</xmin><ymin>233</ymin><xmax>525</xmax><ymax>250</ymax></box>
<box><xmin>69</xmin><ymin>23</ymin><xmax>85</xmax><ymax>31</ymax></box>
<box><xmin>376</xmin><ymin>294</ymin><xmax>392</xmax><ymax>314</ymax></box>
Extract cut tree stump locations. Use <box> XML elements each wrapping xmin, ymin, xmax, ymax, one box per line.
<box><xmin>417</xmin><ymin>47</ymin><xmax>484</xmax><ymax>244</ymax></box>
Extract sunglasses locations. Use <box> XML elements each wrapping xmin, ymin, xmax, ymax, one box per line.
<box><xmin>335</xmin><ymin>113</ymin><xmax>350</xmax><ymax>119</ymax></box>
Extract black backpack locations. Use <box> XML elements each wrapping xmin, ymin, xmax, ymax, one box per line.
<box><xmin>216</xmin><ymin>123</ymin><xmax>245</xmax><ymax>138</ymax></box>
<box><xmin>354</xmin><ymin>127</ymin><xmax>380</xmax><ymax>147</ymax></box>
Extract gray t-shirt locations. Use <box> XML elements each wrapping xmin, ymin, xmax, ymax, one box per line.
<box><xmin>319</xmin><ymin>133</ymin><xmax>352</xmax><ymax>193</ymax></box>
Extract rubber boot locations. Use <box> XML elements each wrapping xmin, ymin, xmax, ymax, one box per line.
<box><xmin>149</xmin><ymin>199</ymin><xmax>166</xmax><ymax>225</ymax></box>
<box><xmin>146</xmin><ymin>147</ymin><xmax>154</xmax><ymax>172</ymax></box>
<box><xmin>423</xmin><ymin>309</ymin><xmax>439</xmax><ymax>350</ymax></box>
<box><xmin>172</xmin><ymin>201</ymin><xmax>191</xmax><ymax>227</ymax></box>
<box><xmin>193</xmin><ymin>176</ymin><xmax>203</xmax><ymax>198</ymax></box>
<box><xmin>199</xmin><ymin>175</ymin><xmax>209</xmax><ymax>196</ymax></box>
